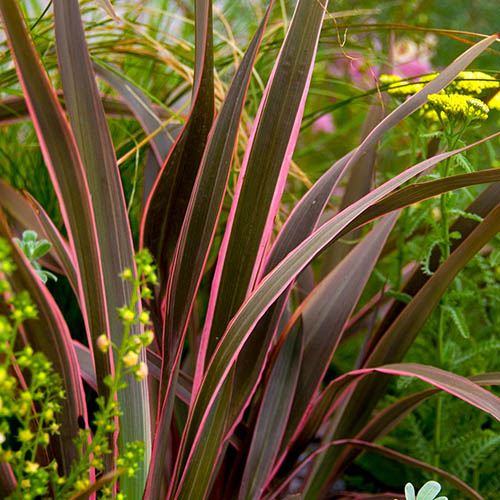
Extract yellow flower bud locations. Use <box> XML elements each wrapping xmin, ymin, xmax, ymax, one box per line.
<box><xmin>120</xmin><ymin>308</ymin><xmax>135</xmax><ymax>322</ymax></box>
<box><xmin>123</xmin><ymin>351</ymin><xmax>139</xmax><ymax>368</ymax></box>
<box><xmin>142</xmin><ymin>330</ymin><xmax>154</xmax><ymax>346</ymax></box>
<box><xmin>96</xmin><ymin>334</ymin><xmax>111</xmax><ymax>353</ymax></box>
<box><xmin>44</xmin><ymin>408</ymin><xmax>54</xmax><ymax>421</ymax></box>
<box><xmin>25</xmin><ymin>461</ymin><xmax>40</xmax><ymax>474</ymax></box>
<box><xmin>135</xmin><ymin>362</ymin><xmax>148</xmax><ymax>381</ymax></box>
<box><xmin>138</xmin><ymin>311</ymin><xmax>150</xmax><ymax>324</ymax></box>
<box><xmin>121</xmin><ymin>268</ymin><xmax>133</xmax><ymax>280</ymax></box>
<box><xmin>18</xmin><ymin>428</ymin><xmax>34</xmax><ymax>442</ymax></box>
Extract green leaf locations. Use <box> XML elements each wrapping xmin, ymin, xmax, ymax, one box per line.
<box><xmin>416</xmin><ymin>480</ymin><xmax>442</xmax><ymax>500</ymax></box>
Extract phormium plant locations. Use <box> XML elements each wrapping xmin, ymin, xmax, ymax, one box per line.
<box><xmin>0</xmin><ymin>0</ymin><xmax>498</xmax><ymax>498</ymax></box>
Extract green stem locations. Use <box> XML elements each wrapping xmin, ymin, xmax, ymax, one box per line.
<box><xmin>433</xmin><ymin>121</ymin><xmax>463</xmax><ymax>468</ymax></box>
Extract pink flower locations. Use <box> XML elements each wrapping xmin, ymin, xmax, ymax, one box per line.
<box><xmin>312</xmin><ymin>114</ymin><xmax>335</xmax><ymax>134</ymax></box>
<box><xmin>392</xmin><ymin>37</ymin><xmax>435</xmax><ymax>78</ymax></box>
<box><xmin>394</xmin><ymin>59</ymin><xmax>432</xmax><ymax>78</ymax></box>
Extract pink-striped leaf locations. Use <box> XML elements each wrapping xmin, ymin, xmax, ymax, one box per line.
<box><xmin>362</xmin><ymin>181</ymin><xmax>500</xmax><ymax>360</ymax></box>
<box><xmin>238</xmin><ymin>321</ymin><xmax>303</xmax><ymax>500</ymax></box>
<box><xmin>197</xmin><ymin>0</ymin><xmax>329</xmax><ymax>377</ymax></box>
<box><xmin>274</xmin><ymin>438</ymin><xmax>483</xmax><ymax>500</ymax></box>
<box><xmin>278</xmin><ymin>213</ymin><xmax>399</xmax><ymax>457</ymax></box>
<box><xmin>53</xmin><ymin>0</ymin><xmax>151</xmax><ymax>492</ymax></box>
<box><xmin>321</xmin><ymin>104</ymin><xmax>384</xmax><ymax>273</ymax></box>
<box><xmin>140</xmin><ymin>0</ymin><xmax>214</xmax><ymax>295</ymax></box>
<box><xmin>173</xmin><ymin>1</ymin><xmax>330</xmax><ymax>497</ymax></box>
<box><xmin>329</xmin><ymin>373</ymin><xmax>500</xmax><ymax>481</ymax></box>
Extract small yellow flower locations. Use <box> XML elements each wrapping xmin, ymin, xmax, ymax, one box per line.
<box><xmin>25</xmin><ymin>461</ymin><xmax>40</xmax><ymax>474</ymax></box>
<box><xmin>138</xmin><ymin>311</ymin><xmax>150</xmax><ymax>324</ymax></box>
<box><xmin>123</xmin><ymin>351</ymin><xmax>139</xmax><ymax>368</ymax></box>
<box><xmin>44</xmin><ymin>408</ymin><xmax>54</xmax><ymax>421</ymax></box>
<box><xmin>121</xmin><ymin>268</ymin><xmax>133</xmax><ymax>280</ymax></box>
<box><xmin>119</xmin><ymin>307</ymin><xmax>135</xmax><ymax>323</ymax></box>
<box><xmin>20</xmin><ymin>391</ymin><xmax>32</xmax><ymax>402</ymax></box>
<box><xmin>141</xmin><ymin>330</ymin><xmax>155</xmax><ymax>346</ymax></box>
<box><xmin>50</xmin><ymin>422</ymin><xmax>60</xmax><ymax>434</ymax></box>
<box><xmin>18</xmin><ymin>428</ymin><xmax>34</xmax><ymax>442</ymax></box>
<box><xmin>135</xmin><ymin>362</ymin><xmax>149</xmax><ymax>381</ymax></box>
<box><xmin>20</xmin><ymin>479</ymin><xmax>31</xmax><ymax>489</ymax></box>
<box><xmin>96</xmin><ymin>334</ymin><xmax>111</xmax><ymax>353</ymax></box>
<box><xmin>75</xmin><ymin>479</ymin><xmax>90</xmax><ymax>491</ymax></box>
<box><xmin>23</xmin><ymin>305</ymin><xmax>36</xmax><ymax>317</ymax></box>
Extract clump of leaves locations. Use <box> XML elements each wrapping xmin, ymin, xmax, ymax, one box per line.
<box><xmin>0</xmin><ymin>0</ymin><xmax>498</xmax><ymax>498</ymax></box>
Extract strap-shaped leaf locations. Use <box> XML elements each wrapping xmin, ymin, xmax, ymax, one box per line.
<box><xmin>180</xmin><ymin>133</ymin><xmax>498</xmax><ymax>485</ymax></box>
<box><xmin>321</xmin><ymin>104</ymin><xmax>383</xmax><ymax>273</ymax></box>
<box><xmin>329</xmin><ymin>373</ymin><xmax>500</xmax><ymax>482</ymax></box>
<box><xmin>265</xmin><ymin>32</ymin><xmax>497</xmax><ymax>276</ymax></box>
<box><xmin>52</xmin><ymin>0</ymin><xmax>151</xmax><ymax>492</ymax></box>
<box><xmin>239</xmin><ymin>322</ymin><xmax>303</xmax><ymax>500</ymax></box>
<box><xmin>275</xmin><ymin>438</ymin><xmax>482</xmax><ymax>500</ymax></box>
<box><xmin>362</xmin><ymin>181</ymin><xmax>500</xmax><ymax>360</ymax></box>
<box><xmin>140</xmin><ymin>0</ymin><xmax>214</xmax><ymax>294</ymax></box>
<box><xmin>273</xmin><ymin>373</ymin><xmax>499</xmax><ymax>499</ymax></box>
<box><xmin>179</xmin><ymin>135</ymin><xmax>497</xmax><ymax>500</ymax></box>
<box><xmin>173</xmin><ymin>0</ymin><xmax>329</xmax><ymax>495</ymax></box>
<box><xmin>221</xmin><ymin>33</ymin><xmax>497</xmax><ymax>435</ymax></box>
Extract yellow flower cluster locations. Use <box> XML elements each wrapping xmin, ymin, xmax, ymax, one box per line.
<box><xmin>380</xmin><ymin>70</ymin><xmax>498</xmax><ymax>123</ymax></box>
<box><xmin>450</xmin><ymin>71</ymin><xmax>499</xmax><ymax>95</ymax></box>
<box><xmin>379</xmin><ymin>73</ymin><xmax>428</xmax><ymax>96</ymax></box>
<box><xmin>427</xmin><ymin>93</ymin><xmax>489</xmax><ymax>121</ymax></box>
<box><xmin>488</xmin><ymin>91</ymin><xmax>500</xmax><ymax>111</ymax></box>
